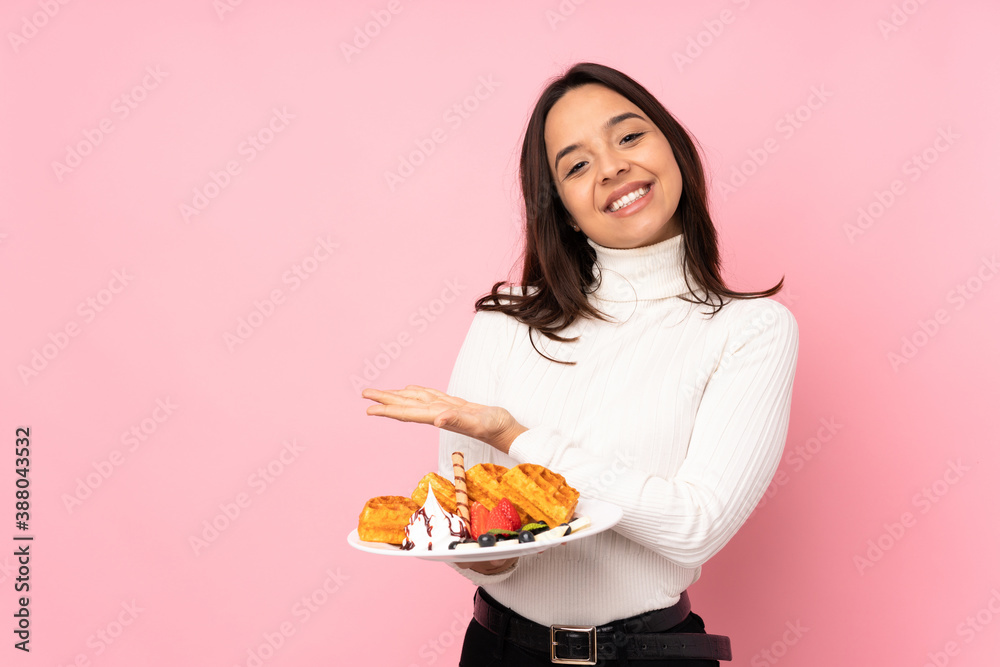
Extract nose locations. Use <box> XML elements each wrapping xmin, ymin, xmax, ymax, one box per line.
<box><xmin>597</xmin><ymin>149</ymin><xmax>629</xmax><ymax>182</ymax></box>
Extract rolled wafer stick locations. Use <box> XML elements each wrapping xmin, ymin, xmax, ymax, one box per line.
<box><xmin>451</xmin><ymin>452</ymin><xmax>471</xmax><ymax>531</ymax></box>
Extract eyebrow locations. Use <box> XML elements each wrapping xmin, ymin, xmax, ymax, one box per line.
<box><xmin>553</xmin><ymin>111</ymin><xmax>646</xmax><ymax>173</ymax></box>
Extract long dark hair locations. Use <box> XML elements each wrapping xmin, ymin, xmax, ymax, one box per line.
<box><xmin>475</xmin><ymin>62</ymin><xmax>784</xmax><ymax>364</ymax></box>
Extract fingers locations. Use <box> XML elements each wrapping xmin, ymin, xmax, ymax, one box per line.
<box><xmin>414</xmin><ymin>386</ymin><xmax>454</xmax><ymax>400</ymax></box>
<box><xmin>362</xmin><ymin>386</ymin><xmax>473</xmax><ymax>432</ymax></box>
<box><xmin>362</xmin><ymin>387</ymin><xmax>411</xmax><ymax>401</ymax></box>
<box><xmin>361</xmin><ymin>391</ymin><xmax>410</xmax><ymax>412</ymax></box>
<box><xmin>421</xmin><ymin>386</ymin><xmax>469</xmax><ymax>408</ymax></box>
<box><xmin>361</xmin><ymin>388</ymin><xmax>392</xmax><ymax>402</ymax></box>
<box><xmin>458</xmin><ymin>558</ymin><xmax>515</xmax><ymax>574</ymax></box>
<box><xmin>365</xmin><ymin>402</ymin><xmax>436</xmax><ymax>425</ymax></box>
<box><xmin>397</xmin><ymin>386</ymin><xmax>446</xmax><ymax>403</ymax></box>
<box><xmin>361</xmin><ymin>388</ymin><xmax>427</xmax><ymax>408</ymax></box>
<box><xmin>363</xmin><ymin>386</ymin><xmax>458</xmax><ymax>406</ymax></box>
<box><xmin>400</xmin><ymin>386</ymin><xmax>467</xmax><ymax>408</ymax></box>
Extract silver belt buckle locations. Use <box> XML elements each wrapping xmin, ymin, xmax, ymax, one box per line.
<box><xmin>550</xmin><ymin>624</ymin><xmax>597</xmax><ymax>665</ymax></box>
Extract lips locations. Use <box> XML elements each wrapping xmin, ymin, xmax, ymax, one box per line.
<box><xmin>604</xmin><ymin>181</ymin><xmax>653</xmax><ymax>212</ymax></box>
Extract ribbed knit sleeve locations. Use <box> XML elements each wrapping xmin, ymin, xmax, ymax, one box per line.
<box><xmin>508</xmin><ymin>300</ymin><xmax>799</xmax><ymax>569</ymax></box>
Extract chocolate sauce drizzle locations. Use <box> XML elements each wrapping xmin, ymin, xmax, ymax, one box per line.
<box><xmin>401</xmin><ymin>505</ymin><xmax>469</xmax><ymax>551</ymax></box>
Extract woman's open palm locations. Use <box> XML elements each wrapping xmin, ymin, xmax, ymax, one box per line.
<box><xmin>361</xmin><ymin>385</ymin><xmax>525</xmax><ymax>453</ymax></box>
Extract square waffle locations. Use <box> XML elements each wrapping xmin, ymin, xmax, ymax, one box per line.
<box><xmin>499</xmin><ymin>463</ymin><xmax>579</xmax><ymax>528</ymax></box>
<box><xmin>357</xmin><ymin>495</ymin><xmax>419</xmax><ymax>545</ymax></box>
<box><xmin>410</xmin><ymin>472</ymin><xmax>458</xmax><ymax>514</ymax></box>
<box><xmin>466</xmin><ymin>463</ymin><xmax>508</xmax><ymax>510</ymax></box>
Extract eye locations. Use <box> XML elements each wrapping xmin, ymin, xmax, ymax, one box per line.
<box><xmin>563</xmin><ymin>132</ymin><xmax>645</xmax><ymax>178</ymax></box>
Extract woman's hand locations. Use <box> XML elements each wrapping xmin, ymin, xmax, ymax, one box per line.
<box><xmin>362</xmin><ymin>385</ymin><xmax>528</xmax><ymax>454</ymax></box>
<box><xmin>455</xmin><ymin>557</ymin><xmax>518</xmax><ymax>575</ymax></box>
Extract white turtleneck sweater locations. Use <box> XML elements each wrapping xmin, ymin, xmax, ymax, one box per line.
<box><xmin>437</xmin><ymin>232</ymin><xmax>799</xmax><ymax>626</ymax></box>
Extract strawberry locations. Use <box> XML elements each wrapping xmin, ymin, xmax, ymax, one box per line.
<box><xmin>485</xmin><ymin>498</ymin><xmax>522</xmax><ymax>533</ymax></box>
<box><xmin>470</xmin><ymin>502</ymin><xmax>490</xmax><ymax>539</ymax></box>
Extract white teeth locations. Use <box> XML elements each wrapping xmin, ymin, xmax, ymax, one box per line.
<box><xmin>608</xmin><ymin>185</ymin><xmax>650</xmax><ymax>212</ymax></box>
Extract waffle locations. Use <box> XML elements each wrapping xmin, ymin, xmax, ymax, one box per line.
<box><xmin>499</xmin><ymin>464</ymin><xmax>579</xmax><ymax>528</ymax></box>
<box><xmin>357</xmin><ymin>495</ymin><xmax>419</xmax><ymax>545</ymax></box>
<box><xmin>410</xmin><ymin>472</ymin><xmax>458</xmax><ymax>514</ymax></box>
<box><xmin>466</xmin><ymin>463</ymin><xmax>508</xmax><ymax>510</ymax></box>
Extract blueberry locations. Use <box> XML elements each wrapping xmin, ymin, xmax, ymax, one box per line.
<box><xmin>518</xmin><ymin>530</ymin><xmax>535</xmax><ymax>543</ymax></box>
<box><xmin>559</xmin><ymin>522</ymin><xmax>572</xmax><ymax>536</ymax></box>
<box><xmin>477</xmin><ymin>533</ymin><xmax>497</xmax><ymax>547</ymax></box>
<box><xmin>448</xmin><ymin>541</ymin><xmax>460</xmax><ymax>550</ymax></box>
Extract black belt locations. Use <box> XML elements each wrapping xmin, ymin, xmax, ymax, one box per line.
<box><xmin>473</xmin><ymin>588</ymin><xmax>732</xmax><ymax>664</ymax></box>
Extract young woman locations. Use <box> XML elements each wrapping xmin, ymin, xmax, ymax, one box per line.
<box><xmin>363</xmin><ymin>62</ymin><xmax>799</xmax><ymax>665</ymax></box>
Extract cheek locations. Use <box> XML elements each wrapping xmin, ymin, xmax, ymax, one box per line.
<box><xmin>560</xmin><ymin>183</ymin><xmax>591</xmax><ymax>215</ymax></box>
<box><xmin>659</xmin><ymin>158</ymin><xmax>683</xmax><ymax>194</ymax></box>
<box><xmin>650</xmin><ymin>141</ymin><xmax>681</xmax><ymax>178</ymax></box>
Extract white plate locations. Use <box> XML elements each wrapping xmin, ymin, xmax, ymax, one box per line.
<box><xmin>346</xmin><ymin>497</ymin><xmax>623</xmax><ymax>562</ymax></box>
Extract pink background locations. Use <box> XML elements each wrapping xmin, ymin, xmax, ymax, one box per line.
<box><xmin>3</xmin><ymin>1</ymin><xmax>999</xmax><ymax>665</ymax></box>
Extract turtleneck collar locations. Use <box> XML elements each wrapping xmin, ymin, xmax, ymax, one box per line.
<box><xmin>585</xmin><ymin>233</ymin><xmax>694</xmax><ymax>302</ymax></box>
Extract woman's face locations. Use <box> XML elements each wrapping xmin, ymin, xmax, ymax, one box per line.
<box><xmin>544</xmin><ymin>83</ymin><xmax>683</xmax><ymax>249</ymax></box>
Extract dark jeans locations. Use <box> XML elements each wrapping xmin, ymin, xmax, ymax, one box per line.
<box><xmin>459</xmin><ymin>597</ymin><xmax>722</xmax><ymax>667</ymax></box>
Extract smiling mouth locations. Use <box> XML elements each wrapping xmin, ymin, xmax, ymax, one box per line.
<box><xmin>606</xmin><ymin>184</ymin><xmax>651</xmax><ymax>212</ymax></box>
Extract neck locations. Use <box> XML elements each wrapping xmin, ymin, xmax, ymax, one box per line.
<box><xmin>585</xmin><ymin>233</ymin><xmax>694</xmax><ymax>301</ymax></box>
